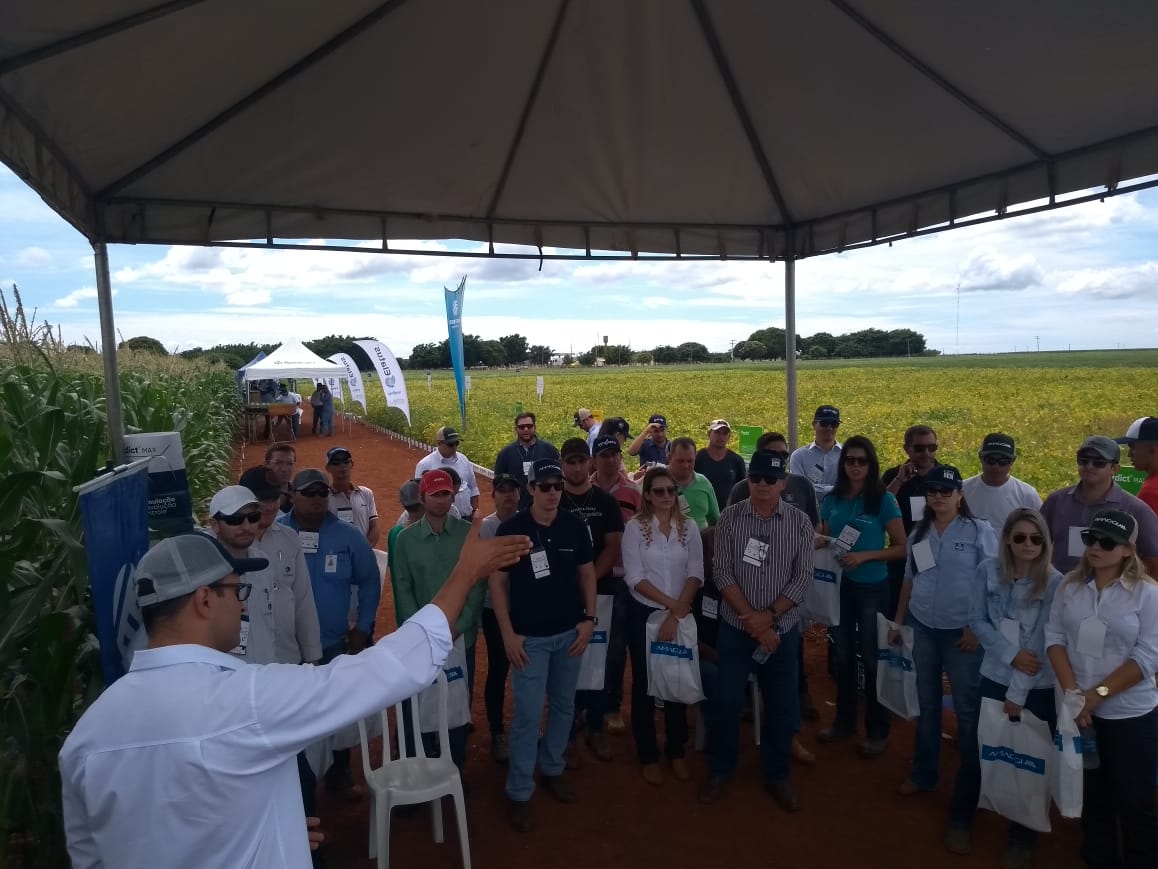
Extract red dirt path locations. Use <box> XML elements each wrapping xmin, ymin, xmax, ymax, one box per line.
<box><xmin>233</xmin><ymin>420</ymin><xmax>1083</xmax><ymax>869</ymax></box>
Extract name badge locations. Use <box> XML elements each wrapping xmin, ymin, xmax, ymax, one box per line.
<box><xmin>1000</xmin><ymin>618</ymin><xmax>1020</xmax><ymax>646</ymax></box>
<box><xmin>522</xmin><ymin>461</ymin><xmax>533</xmax><ymax>478</ymax></box>
<box><xmin>230</xmin><ymin>614</ymin><xmax>250</xmax><ymax>656</ymax></box>
<box><xmin>299</xmin><ymin>531</ymin><xmax>319</xmax><ymax>554</ymax></box>
<box><xmin>336</xmin><ymin>507</ymin><xmax>355</xmax><ymax>524</ymax></box>
<box><xmin>325</xmin><ymin>553</ymin><xmax>338</xmax><ymax>574</ymax></box>
<box><xmin>912</xmin><ymin>538</ymin><xmax>936</xmax><ymax>573</ymax></box>
<box><xmin>530</xmin><ymin>548</ymin><xmax>551</xmax><ymax>579</ymax></box>
<box><xmin>742</xmin><ymin>537</ymin><xmax>768</xmax><ymax>567</ymax></box>
<box><xmin>1067</xmin><ymin>526</ymin><xmax>1086</xmax><ymax>558</ymax></box>
<box><xmin>834</xmin><ymin>524</ymin><xmax>861</xmax><ymax>557</ymax></box>
<box><xmin>752</xmin><ymin>646</ymin><xmax>771</xmax><ymax>664</ymax></box>
<box><xmin>702</xmin><ymin>597</ymin><xmax>719</xmax><ymax>620</ymax></box>
<box><xmin>1076</xmin><ymin>616</ymin><xmax>1106</xmax><ymax>658</ymax></box>
<box><xmin>909</xmin><ymin>496</ymin><xmax>926</xmax><ymax>522</ymax></box>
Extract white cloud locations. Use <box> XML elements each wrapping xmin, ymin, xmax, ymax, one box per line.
<box><xmin>16</xmin><ymin>246</ymin><xmax>52</xmax><ymax>267</ymax></box>
<box><xmin>1055</xmin><ymin>262</ymin><xmax>1158</xmax><ymax>300</ymax></box>
<box><xmin>958</xmin><ymin>250</ymin><xmax>1042</xmax><ymax>292</ymax></box>
<box><xmin>52</xmin><ymin>286</ymin><xmax>109</xmax><ymax>308</ymax></box>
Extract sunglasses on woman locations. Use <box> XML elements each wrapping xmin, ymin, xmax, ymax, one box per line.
<box><xmin>219</xmin><ymin>511</ymin><xmax>261</xmax><ymax>526</ymax></box>
<box><xmin>1010</xmin><ymin>532</ymin><xmax>1044</xmax><ymax>546</ymax></box>
<box><xmin>843</xmin><ymin>455</ymin><xmax>868</xmax><ymax>466</ymax></box>
<box><xmin>533</xmin><ymin>481</ymin><xmax>565</xmax><ymax>492</ymax></box>
<box><xmin>649</xmin><ymin>485</ymin><xmax>677</xmax><ymax>496</ymax></box>
<box><xmin>1080</xmin><ymin>530</ymin><xmax>1120</xmax><ymax>551</ymax></box>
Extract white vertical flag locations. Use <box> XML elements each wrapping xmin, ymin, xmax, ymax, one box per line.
<box><xmin>354</xmin><ymin>339</ymin><xmax>411</xmax><ymax>424</ymax></box>
<box><xmin>328</xmin><ymin>353</ymin><xmax>368</xmax><ymax>412</ymax></box>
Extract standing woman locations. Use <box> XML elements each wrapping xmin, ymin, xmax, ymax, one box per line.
<box><xmin>892</xmin><ymin>465</ymin><xmax>997</xmax><ymax>856</ymax></box>
<box><xmin>622</xmin><ymin>466</ymin><xmax>705</xmax><ymax>786</ymax></box>
<box><xmin>1045</xmin><ymin>509</ymin><xmax>1158</xmax><ymax>869</ymax></box>
<box><xmin>968</xmin><ymin>508</ymin><xmax>1063</xmax><ymax>869</ymax></box>
<box><xmin>815</xmin><ymin>435</ymin><xmax>906</xmax><ymax>758</ymax></box>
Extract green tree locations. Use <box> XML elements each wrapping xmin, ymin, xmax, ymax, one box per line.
<box><xmin>578</xmin><ymin>350</ymin><xmax>597</xmax><ymax>366</ymax></box>
<box><xmin>479</xmin><ymin>339</ymin><xmax>507</xmax><ymax>367</ymax></box>
<box><xmin>118</xmin><ymin>335</ymin><xmax>168</xmax><ymax>355</ymax></box>
<box><xmin>498</xmin><ymin>333</ymin><xmax>528</xmax><ymax>364</ymax></box>
<box><xmin>305</xmin><ymin>335</ymin><xmax>375</xmax><ymax>370</ymax></box>
<box><xmin>528</xmin><ymin>344</ymin><xmax>553</xmax><ymax>365</ymax></box>
<box><xmin>653</xmin><ymin>345</ymin><xmax>680</xmax><ymax>364</ymax></box>
<box><xmin>735</xmin><ymin>339</ymin><xmax>767</xmax><ymax>360</ymax></box>
<box><xmin>675</xmin><ymin>341</ymin><xmax>710</xmax><ymax>363</ymax></box>
<box><xmin>633</xmin><ymin>351</ymin><xmax>653</xmax><ymax>365</ymax></box>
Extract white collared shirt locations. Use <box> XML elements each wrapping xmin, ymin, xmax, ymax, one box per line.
<box><xmin>622</xmin><ymin>514</ymin><xmax>704</xmax><ymax>607</ymax></box>
<box><xmin>1044</xmin><ymin>575</ymin><xmax>1158</xmax><ymax>719</ymax></box>
<box><xmin>60</xmin><ymin>605</ymin><xmax>451</xmax><ymax>868</ymax></box>
<box><xmin>415</xmin><ymin>449</ymin><xmax>480</xmax><ymax>517</ymax></box>
<box><xmin>328</xmin><ymin>484</ymin><xmax>378</xmax><ymax>538</ymax></box>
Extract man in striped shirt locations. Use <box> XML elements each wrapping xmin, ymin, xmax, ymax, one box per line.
<box><xmin>699</xmin><ymin>450</ymin><xmax>814</xmax><ymax>812</ymax></box>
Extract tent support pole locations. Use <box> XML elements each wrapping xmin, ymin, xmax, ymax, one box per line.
<box><xmin>784</xmin><ymin>255</ymin><xmax>798</xmax><ymax>450</ymax></box>
<box><xmin>94</xmin><ymin>240</ymin><xmax>126</xmax><ymax>461</ymax></box>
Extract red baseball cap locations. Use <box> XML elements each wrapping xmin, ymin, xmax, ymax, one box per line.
<box><xmin>419</xmin><ymin>469</ymin><xmax>455</xmax><ymax>496</ymax></box>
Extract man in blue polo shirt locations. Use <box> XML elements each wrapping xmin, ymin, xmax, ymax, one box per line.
<box><xmin>278</xmin><ymin>468</ymin><xmax>380</xmax><ymax>799</ymax></box>
<box><xmin>629</xmin><ymin>414</ymin><xmax>673</xmax><ymax>466</ymax></box>
<box><xmin>489</xmin><ymin>459</ymin><xmax>597</xmax><ymax>833</ymax></box>
<box><xmin>494</xmin><ymin>412</ymin><xmax>561</xmax><ymax>509</ymax></box>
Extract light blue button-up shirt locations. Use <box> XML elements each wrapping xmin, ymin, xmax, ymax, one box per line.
<box><xmin>788</xmin><ymin>441</ymin><xmax>842</xmax><ymax>500</ymax></box>
<box><xmin>968</xmin><ymin>558</ymin><xmax>1063</xmax><ymax>704</ymax></box>
<box><xmin>905</xmin><ymin>516</ymin><xmax>997</xmax><ymax>629</ymax></box>
<box><xmin>59</xmin><ymin>606</ymin><xmax>451</xmax><ymax>869</ymax></box>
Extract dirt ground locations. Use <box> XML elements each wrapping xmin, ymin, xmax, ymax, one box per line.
<box><xmin>233</xmin><ymin>417</ymin><xmax>1084</xmax><ymax>869</ymax></box>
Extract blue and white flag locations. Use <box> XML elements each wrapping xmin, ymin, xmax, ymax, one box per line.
<box><xmin>444</xmin><ymin>276</ymin><xmax>467</xmax><ymax>431</ymax></box>
<box><xmin>77</xmin><ymin>459</ymin><xmax>151</xmax><ymax>685</ymax></box>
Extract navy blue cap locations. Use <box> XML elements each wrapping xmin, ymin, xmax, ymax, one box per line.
<box><xmin>530</xmin><ymin>459</ymin><xmax>563</xmax><ymax>482</ymax></box>
<box><xmin>814</xmin><ymin>405</ymin><xmax>840</xmax><ymax>423</ymax></box>
<box><xmin>649</xmin><ymin>414</ymin><xmax>667</xmax><ymax>427</ymax></box>
<box><xmin>593</xmin><ymin>435</ymin><xmax>621</xmax><ymax>455</ymax></box>
<box><xmin>923</xmin><ymin>465</ymin><xmax>963</xmax><ymax>491</ymax></box>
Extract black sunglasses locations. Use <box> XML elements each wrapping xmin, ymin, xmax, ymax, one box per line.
<box><xmin>534</xmin><ymin>481</ymin><xmax>565</xmax><ymax>492</ymax></box>
<box><xmin>912</xmin><ymin>443</ymin><xmax>938</xmax><ymax>453</ymax></box>
<box><xmin>1076</xmin><ymin>456</ymin><xmax>1111</xmax><ymax>469</ymax></box>
<box><xmin>925</xmin><ymin>487</ymin><xmax>956</xmax><ymax>497</ymax></box>
<box><xmin>210</xmin><ymin>581</ymin><xmax>252</xmax><ymax>602</ymax></box>
<box><xmin>749</xmin><ymin>473</ymin><xmax>782</xmax><ymax>485</ymax></box>
<box><xmin>815</xmin><ymin>421</ymin><xmax>839</xmax><ymax>429</ymax></box>
<box><xmin>1080</xmin><ymin>530</ymin><xmax>1120</xmax><ymax>551</ymax></box>
<box><xmin>516</xmin><ymin>423</ymin><xmax>535</xmax><ymax>430</ymax></box>
<box><xmin>982</xmin><ymin>456</ymin><xmax>1013</xmax><ymax>467</ymax></box>
<box><xmin>649</xmin><ymin>485</ymin><xmax>678</xmax><ymax>496</ymax></box>
<box><xmin>297</xmin><ymin>487</ymin><xmax>330</xmax><ymax>498</ymax></box>
<box><xmin>843</xmin><ymin>455</ymin><xmax>868</xmax><ymax>466</ymax></box>
<box><xmin>1010</xmin><ymin>532</ymin><xmax>1044</xmax><ymax>546</ymax></box>
<box><xmin>218</xmin><ymin>511</ymin><xmax>261</xmax><ymax>526</ymax></box>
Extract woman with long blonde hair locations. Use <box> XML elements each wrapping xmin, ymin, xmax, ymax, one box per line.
<box><xmin>1045</xmin><ymin>508</ymin><xmax>1158</xmax><ymax>869</ymax></box>
<box><xmin>621</xmin><ymin>465</ymin><xmax>704</xmax><ymax>786</ymax></box>
<box><xmin>967</xmin><ymin>507</ymin><xmax>1063</xmax><ymax>868</ymax></box>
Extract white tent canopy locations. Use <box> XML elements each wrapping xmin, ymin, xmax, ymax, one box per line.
<box><xmin>240</xmin><ymin>340</ymin><xmax>343</xmax><ymax>382</ymax></box>
<box><xmin>4</xmin><ymin>1</ymin><xmax>1158</xmax><ymax>452</ymax></box>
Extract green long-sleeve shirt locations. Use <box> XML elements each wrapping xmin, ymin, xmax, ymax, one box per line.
<box><xmin>392</xmin><ymin>515</ymin><xmax>483</xmax><ymax>647</ymax></box>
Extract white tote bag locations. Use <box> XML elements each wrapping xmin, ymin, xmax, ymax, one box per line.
<box><xmin>806</xmin><ymin>546</ymin><xmax>842</xmax><ymax>626</ymax></box>
<box><xmin>1051</xmin><ymin>687</ymin><xmax>1085</xmax><ymax>818</ymax></box>
<box><xmin>645</xmin><ymin>611</ymin><xmax>705</xmax><ymax>705</ymax></box>
<box><xmin>417</xmin><ymin>635</ymin><xmax>471</xmax><ymax>732</ymax></box>
<box><xmin>576</xmin><ymin>594</ymin><xmax>615</xmax><ymax>691</ymax></box>
<box><xmin>977</xmin><ymin>699</ymin><xmax>1053</xmax><ymax>832</ymax></box>
<box><xmin>875</xmin><ymin>613</ymin><xmax>919</xmax><ymax>719</ymax></box>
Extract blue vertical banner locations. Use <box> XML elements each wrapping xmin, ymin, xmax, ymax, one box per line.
<box><xmin>77</xmin><ymin>460</ymin><xmax>151</xmax><ymax>685</ymax></box>
<box><xmin>444</xmin><ymin>275</ymin><xmax>468</xmax><ymax>431</ymax></box>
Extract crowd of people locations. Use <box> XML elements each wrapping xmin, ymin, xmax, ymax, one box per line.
<box><xmin>58</xmin><ymin>407</ymin><xmax>1158</xmax><ymax>868</ymax></box>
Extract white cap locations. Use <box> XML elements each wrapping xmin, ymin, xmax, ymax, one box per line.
<box><xmin>209</xmin><ymin>485</ymin><xmax>259</xmax><ymax>517</ymax></box>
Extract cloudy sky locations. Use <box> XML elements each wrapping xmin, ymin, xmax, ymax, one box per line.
<box><xmin>2</xmin><ymin>164</ymin><xmax>1157</xmax><ymax>357</ymax></box>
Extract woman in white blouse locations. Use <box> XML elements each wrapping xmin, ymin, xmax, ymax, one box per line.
<box><xmin>1045</xmin><ymin>508</ymin><xmax>1158</xmax><ymax>869</ymax></box>
<box><xmin>622</xmin><ymin>465</ymin><xmax>705</xmax><ymax>786</ymax></box>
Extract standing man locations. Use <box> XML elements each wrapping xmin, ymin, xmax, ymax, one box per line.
<box><xmin>1117</xmin><ymin>416</ymin><xmax>1158</xmax><ymax>515</ymax></box>
<box><xmin>600</xmin><ymin>417</ymin><xmax>632</xmax><ymax>450</ymax></box>
<box><xmin>699</xmin><ymin>451</ymin><xmax>813</xmax><ymax>810</ymax></box>
<box><xmin>59</xmin><ymin>527</ymin><xmax>531</xmax><ymax>869</ymax></box>
<box><xmin>575</xmin><ymin>408</ymin><xmax>602</xmax><ymax>452</ymax></box>
<box><xmin>788</xmin><ymin>405</ymin><xmax>842</xmax><ymax>501</ymax></box>
<box><xmin>494</xmin><ymin>412</ymin><xmax>560</xmax><ymax>509</ymax></box>
<box><xmin>393</xmin><ymin>469</ymin><xmax>480</xmax><ymax>769</ymax></box>
<box><xmin>490</xmin><ymin>459</ymin><xmax>597</xmax><ymax>833</ymax></box>
<box><xmin>696</xmin><ymin>419</ymin><xmax>748</xmax><ymax>510</ymax></box>
<box><xmin>881</xmin><ymin>425</ymin><xmax>942</xmax><ymax>616</ymax></box>
<box><xmin>558</xmin><ymin>438</ymin><xmax>625</xmax><ymax>764</ymax></box>
<box><xmin>629</xmin><ymin>414</ymin><xmax>672</xmax><ymax>465</ymax></box>
<box><xmin>278</xmin><ymin>469</ymin><xmax>381</xmax><ymax>799</ymax></box>
<box><xmin>667</xmin><ymin>437</ymin><xmax>721</xmax><ymax>530</ymax></box>
<box><xmin>961</xmin><ymin>433</ymin><xmax>1042</xmax><ymax>533</ymax></box>
<box><xmin>481</xmin><ymin>473</ymin><xmax>522</xmax><ymax>764</ymax></box>
<box><xmin>265</xmin><ymin>442</ymin><xmax>297</xmax><ymax>512</ymax></box>
<box><xmin>1040</xmin><ymin>435</ymin><xmax>1158</xmax><ymax>575</ymax></box>
<box><xmin>287</xmin><ymin>384</ymin><xmax>304</xmax><ymax>439</ymax></box>
<box><xmin>415</xmin><ymin>426</ymin><xmax>481</xmax><ymax>520</ymax></box>
<box><xmin>326</xmin><ymin>447</ymin><xmax>380</xmax><ymax>547</ymax></box>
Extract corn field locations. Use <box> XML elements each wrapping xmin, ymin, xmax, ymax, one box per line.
<box><xmin>0</xmin><ymin>287</ymin><xmax>240</xmax><ymax>868</ymax></box>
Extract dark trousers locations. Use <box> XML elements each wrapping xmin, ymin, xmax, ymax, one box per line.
<box><xmin>625</xmin><ymin>597</ymin><xmax>689</xmax><ymax>763</ymax></box>
<box><xmin>979</xmin><ymin>677</ymin><xmax>1058</xmax><ymax>849</ymax></box>
<box><xmin>1081</xmin><ymin>706</ymin><xmax>1157</xmax><ymax>869</ymax></box>
<box><xmin>574</xmin><ymin>578</ymin><xmax>629</xmax><ymax>735</ymax></box>
<box><xmin>401</xmin><ymin>644</ymin><xmax>477</xmax><ymax>768</ymax></box>
<box><xmin>798</xmin><ymin>632</ymin><xmax>810</xmax><ymax>698</ymax></box>
<box><xmin>833</xmin><ymin>580</ymin><xmax>891</xmax><ymax>740</ymax></box>
<box><xmin>481</xmin><ymin>607</ymin><xmax>510</xmax><ymax>735</ymax></box>
<box><xmin>319</xmin><ymin>641</ymin><xmax>351</xmax><ymax>786</ymax></box>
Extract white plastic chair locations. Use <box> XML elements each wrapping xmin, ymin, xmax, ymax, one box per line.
<box><xmin>695</xmin><ymin>675</ymin><xmax>761</xmax><ymax>750</ymax></box>
<box><xmin>358</xmin><ymin>671</ymin><xmax>470</xmax><ymax>869</ymax></box>
<box><xmin>373</xmin><ymin>548</ymin><xmax>389</xmax><ymax>584</ymax></box>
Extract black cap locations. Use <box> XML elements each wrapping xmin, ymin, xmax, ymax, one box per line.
<box><xmin>492</xmin><ymin>472</ymin><xmax>520</xmax><ymax>490</ymax></box>
<box><xmin>979</xmin><ymin>433</ymin><xmax>1015</xmax><ymax>458</ymax></box>
<box><xmin>530</xmin><ymin>459</ymin><xmax>563</xmax><ymax>482</ymax></box>
<box><xmin>602</xmin><ymin>417</ymin><xmax>630</xmax><ymax>438</ymax></box>
<box><xmin>325</xmin><ymin>446</ymin><xmax>352</xmax><ymax>464</ymax></box>
<box><xmin>560</xmin><ymin>437</ymin><xmax>590</xmax><ymax>460</ymax></box>
<box><xmin>923</xmin><ymin>465</ymin><xmax>963</xmax><ymax>491</ymax></box>
<box><xmin>593</xmin><ymin>435</ymin><xmax>621</xmax><ymax>455</ymax></box>
<box><xmin>814</xmin><ymin>405</ymin><xmax>840</xmax><ymax>424</ymax></box>
<box><xmin>748</xmin><ymin>450</ymin><xmax>787</xmax><ymax>479</ymax></box>
<box><xmin>238</xmin><ymin>466</ymin><xmax>282</xmax><ymax>500</ymax></box>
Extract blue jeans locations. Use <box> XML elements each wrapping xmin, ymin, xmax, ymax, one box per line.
<box><xmin>833</xmin><ymin>580</ymin><xmax>891</xmax><ymax>740</ymax></box>
<box><xmin>908</xmin><ymin>615</ymin><xmax>982</xmax><ymax>827</ymax></box>
<box><xmin>506</xmin><ymin>630</ymin><xmax>582</xmax><ymax>802</ymax></box>
<box><xmin>706</xmin><ymin>621</ymin><xmax>799</xmax><ymax>785</ymax></box>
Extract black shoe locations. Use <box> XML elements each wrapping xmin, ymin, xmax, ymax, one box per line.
<box><xmin>766</xmin><ymin>780</ymin><xmax>801</xmax><ymax>813</ymax></box>
<box><xmin>507</xmin><ymin>799</ymin><xmax>534</xmax><ymax>833</ymax></box>
<box><xmin>816</xmin><ymin>725</ymin><xmax>854</xmax><ymax>745</ymax></box>
<box><xmin>697</xmin><ymin>775</ymin><xmax>728</xmax><ymax>804</ymax></box>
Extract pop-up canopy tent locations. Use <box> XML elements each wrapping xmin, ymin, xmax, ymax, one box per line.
<box><xmin>239</xmin><ymin>340</ymin><xmax>343</xmax><ymax>383</ymax></box>
<box><xmin>4</xmin><ymin>1</ymin><xmax>1158</xmax><ymax>455</ymax></box>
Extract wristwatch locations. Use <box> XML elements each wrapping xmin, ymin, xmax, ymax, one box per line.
<box><xmin>581</xmin><ymin>614</ymin><xmax>598</xmax><ymax>625</ymax></box>
<box><xmin>1095</xmin><ymin>684</ymin><xmax>1110</xmax><ymax>698</ymax></box>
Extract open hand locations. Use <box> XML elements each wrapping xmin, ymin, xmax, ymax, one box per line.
<box><xmin>504</xmin><ymin>633</ymin><xmax>529</xmax><ymax>670</ymax></box>
<box><xmin>458</xmin><ymin>513</ymin><xmax>532</xmax><ymax>578</ymax></box>
<box><xmin>658</xmin><ymin>614</ymin><xmax>678</xmax><ymax>642</ymax></box>
<box><xmin>1011</xmin><ymin>649</ymin><xmax>1041</xmax><ymax>676</ymax></box>
<box><xmin>569</xmin><ymin>620</ymin><xmax>594</xmax><ymax>656</ymax></box>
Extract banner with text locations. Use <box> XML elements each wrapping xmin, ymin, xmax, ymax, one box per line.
<box><xmin>123</xmin><ymin>431</ymin><xmax>194</xmax><ymax>534</ymax></box>
<box><xmin>354</xmin><ymin>339</ymin><xmax>411</xmax><ymax>424</ymax></box>
<box><xmin>328</xmin><ymin>353</ymin><xmax>368</xmax><ymax>413</ymax></box>
<box><xmin>77</xmin><ymin>461</ymin><xmax>151</xmax><ymax>684</ymax></box>
<box><xmin>444</xmin><ymin>276</ymin><xmax>467</xmax><ymax>431</ymax></box>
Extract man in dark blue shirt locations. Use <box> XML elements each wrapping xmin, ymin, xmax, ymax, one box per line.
<box><xmin>489</xmin><ymin>459</ymin><xmax>596</xmax><ymax>833</ymax></box>
<box><xmin>494</xmin><ymin>412</ymin><xmax>561</xmax><ymax>509</ymax></box>
<box><xmin>629</xmin><ymin>414</ymin><xmax>673</xmax><ymax>466</ymax></box>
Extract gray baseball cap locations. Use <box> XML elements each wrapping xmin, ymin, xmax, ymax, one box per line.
<box><xmin>136</xmin><ymin>533</ymin><xmax>268</xmax><ymax>607</ymax></box>
<box><xmin>1077</xmin><ymin>436</ymin><xmax>1120</xmax><ymax>463</ymax></box>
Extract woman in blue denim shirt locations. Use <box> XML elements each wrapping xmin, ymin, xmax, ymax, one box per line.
<box><xmin>891</xmin><ymin>465</ymin><xmax>998</xmax><ymax>857</ymax></box>
<box><xmin>968</xmin><ymin>507</ymin><xmax>1062</xmax><ymax>869</ymax></box>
